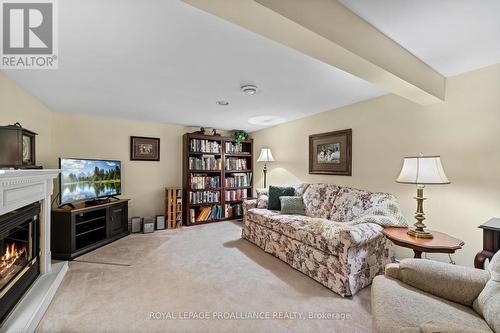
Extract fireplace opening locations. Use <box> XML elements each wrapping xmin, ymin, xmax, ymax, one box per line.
<box><xmin>0</xmin><ymin>203</ymin><xmax>40</xmax><ymax>323</ymax></box>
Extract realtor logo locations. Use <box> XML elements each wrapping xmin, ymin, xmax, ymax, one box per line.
<box><xmin>1</xmin><ymin>0</ymin><xmax>58</xmax><ymax>69</ymax></box>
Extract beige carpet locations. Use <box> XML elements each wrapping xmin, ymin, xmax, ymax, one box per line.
<box><xmin>37</xmin><ymin>221</ymin><xmax>372</xmax><ymax>333</ymax></box>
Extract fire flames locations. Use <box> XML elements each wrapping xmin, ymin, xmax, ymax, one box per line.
<box><xmin>1</xmin><ymin>242</ymin><xmax>27</xmax><ymax>279</ymax></box>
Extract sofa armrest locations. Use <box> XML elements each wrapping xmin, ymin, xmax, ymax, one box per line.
<box><xmin>343</xmin><ymin>223</ymin><xmax>384</xmax><ymax>246</ymax></box>
<box><xmin>243</xmin><ymin>199</ymin><xmax>257</xmax><ymax>210</ymax></box>
<box><xmin>243</xmin><ymin>199</ymin><xmax>257</xmax><ymax>222</ymax></box>
<box><xmin>386</xmin><ymin>259</ymin><xmax>490</xmax><ymax>307</ymax></box>
<box><xmin>384</xmin><ymin>263</ymin><xmax>401</xmax><ymax>279</ymax></box>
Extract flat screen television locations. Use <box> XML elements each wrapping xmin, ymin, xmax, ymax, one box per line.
<box><xmin>59</xmin><ymin>158</ymin><xmax>122</xmax><ymax>205</ymax></box>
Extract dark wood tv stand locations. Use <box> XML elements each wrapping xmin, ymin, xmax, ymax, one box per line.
<box><xmin>51</xmin><ymin>199</ymin><xmax>130</xmax><ymax>260</ymax></box>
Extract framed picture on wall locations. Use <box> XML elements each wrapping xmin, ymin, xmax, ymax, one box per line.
<box><xmin>130</xmin><ymin>136</ymin><xmax>160</xmax><ymax>161</ymax></box>
<box><xmin>309</xmin><ymin>129</ymin><xmax>352</xmax><ymax>176</ymax></box>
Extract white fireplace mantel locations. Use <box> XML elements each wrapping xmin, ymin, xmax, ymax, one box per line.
<box><xmin>0</xmin><ymin>169</ymin><xmax>68</xmax><ymax>333</ymax></box>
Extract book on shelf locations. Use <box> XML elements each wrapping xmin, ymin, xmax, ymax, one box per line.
<box><xmin>189</xmin><ymin>155</ymin><xmax>221</xmax><ymax>170</ymax></box>
<box><xmin>225</xmin><ymin>189</ymin><xmax>247</xmax><ymax>201</ymax></box>
<box><xmin>190</xmin><ymin>209</ymin><xmax>195</xmax><ymax>224</ymax></box>
<box><xmin>190</xmin><ymin>204</ymin><xmax>223</xmax><ymax>223</ymax></box>
<box><xmin>225</xmin><ymin>157</ymin><xmax>248</xmax><ymax>171</ymax></box>
<box><xmin>190</xmin><ymin>139</ymin><xmax>221</xmax><ymax>153</ymax></box>
<box><xmin>189</xmin><ymin>175</ymin><xmax>220</xmax><ymax>189</ymax></box>
<box><xmin>224</xmin><ymin>172</ymin><xmax>252</xmax><ymax>187</ymax></box>
<box><xmin>225</xmin><ymin>203</ymin><xmax>243</xmax><ymax>218</ymax></box>
<box><xmin>189</xmin><ymin>190</ymin><xmax>220</xmax><ymax>204</ymax></box>
<box><xmin>225</xmin><ymin>142</ymin><xmax>249</xmax><ymax>154</ymax></box>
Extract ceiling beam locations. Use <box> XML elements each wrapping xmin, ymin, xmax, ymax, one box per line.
<box><xmin>183</xmin><ymin>0</ymin><xmax>445</xmax><ymax>105</ymax></box>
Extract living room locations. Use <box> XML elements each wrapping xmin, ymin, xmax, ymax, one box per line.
<box><xmin>0</xmin><ymin>0</ymin><xmax>499</xmax><ymax>332</ymax></box>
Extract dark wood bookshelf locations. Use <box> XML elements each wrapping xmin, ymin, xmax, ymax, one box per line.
<box><xmin>183</xmin><ymin>133</ymin><xmax>253</xmax><ymax>226</ymax></box>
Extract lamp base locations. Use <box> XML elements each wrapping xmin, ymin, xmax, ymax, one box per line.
<box><xmin>407</xmin><ymin>227</ymin><xmax>433</xmax><ymax>239</ymax></box>
<box><xmin>407</xmin><ymin>185</ymin><xmax>434</xmax><ymax>239</ymax></box>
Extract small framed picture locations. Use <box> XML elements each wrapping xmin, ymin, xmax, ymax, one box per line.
<box><xmin>309</xmin><ymin>129</ymin><xmax>352</xmax><ymax>176</ymax></box>
<box><xmin>130</xmin><ymin>136</ymin><xmax>160</xmax><ymax>161</ymax></box>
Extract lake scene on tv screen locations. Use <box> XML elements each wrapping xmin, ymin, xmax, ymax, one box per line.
<box><xmin>61</xmin><ymin>159</ymin><xmax>121</xmax><ymax>203</ymax></box>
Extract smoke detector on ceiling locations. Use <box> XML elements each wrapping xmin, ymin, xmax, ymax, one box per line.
<box><xmin>241</xmin><ymin>84</ymin><xmax>258</xmax><ymax>96</ymax></box>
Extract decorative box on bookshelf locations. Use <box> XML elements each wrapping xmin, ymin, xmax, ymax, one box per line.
<box><xmin>182</xmin><ymin>133</ymin><xmax>253</xmax><ymax>226</ymax></box>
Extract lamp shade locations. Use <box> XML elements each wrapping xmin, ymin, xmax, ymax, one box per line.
<box><xmin>396</xmin><ymin>155</ymin><xmax>450</xmax><ymax>185</ymax></box>
<box><xmin>257</xmin><ymin>148</ymin><xmax>275</xmax><ymax>162</ymax></box>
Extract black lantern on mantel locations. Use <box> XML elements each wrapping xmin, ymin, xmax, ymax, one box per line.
<box><xmin>0</xmin><ymin>123</ymin><xmax>40</xmax><ymax>169</ymax></box>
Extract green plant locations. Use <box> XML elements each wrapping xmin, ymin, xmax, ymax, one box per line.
<box><xmin>234</xmin><ymin>130</ymin><xmax>249</xmax><ymax>145</ymax></box>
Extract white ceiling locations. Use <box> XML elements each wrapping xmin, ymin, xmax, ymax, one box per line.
<box><xmin>340</xmin><ymin>0</ymin><xmax>500</xmax><ymax>77</ymax></box>
<box><xmin>5</xmin><ymin>1</ymin><xmax>499</xmax><ymax>131</ymax></box>
<box><xmin>2</xmin><ymin>0</ymin><xmax>385</xmax><ymax>132</ymax></box>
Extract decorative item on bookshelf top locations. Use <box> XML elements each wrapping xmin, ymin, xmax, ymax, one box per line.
<box><xmin>234</xmin><ymin>130</ymin><xmax>249</xmax><ymax>145</ymax></box>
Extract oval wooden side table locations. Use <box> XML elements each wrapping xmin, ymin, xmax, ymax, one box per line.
<box><xmin>383</xmin><ymin>227</ymin><xmax>464</xmax><ymax>264</ymax></box>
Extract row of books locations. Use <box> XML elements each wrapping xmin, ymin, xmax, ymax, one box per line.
<box><xmin>225</xmin><ymin>172</ymin><xmax>252</xmax><ymax>187</ymax></box>
<box><xmin>225</xmin><ymin>142</ymin><xmax>249</xmax><ymax>154</ymax></box>
<box><xmin>225</xmin><ymin>189</ymin><xmax>247</xmax><ymax>201</ymax></box>
<box><xmin>190</xmin><ymin>139</ymin><xmax>220</xmax><ymax>153</ymax></box>
<box><xmin>225</xmin><ymin>203</ymin><xmax>243</xmax><ymax>218</ymax></box>
<box><xmin>225</xmin><ymin>157</ymin><xmax>248</xmax><ymax>171</ymax></box>
<box><xmin>189</xmin><ymin>191</ymin><xmax>220</xmax><ymax>204</ymax></box>
<box><xmin>189</xmin><ymin>156</ymin><xmax>222</xmax><ymax>171</ymax></box>
<box><xmin>189</xmin><ymin>205</ymin><xmax>223</xmax><ymax>223</ymax></box>
<box><xmin>189</xmin><ymin>175</ymin><xmax>220</xmax><ymax>189</ymax></box>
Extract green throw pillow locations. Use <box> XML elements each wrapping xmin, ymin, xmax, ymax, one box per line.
<box><xmin>280</xmin><ymin>196</ymin><xmax>305</xmax><ymax>215</ymax></box>
<box><xmin>268</xmin><ymin>185</ymin><xmax>295</xmax><ymax>210</ymax></box>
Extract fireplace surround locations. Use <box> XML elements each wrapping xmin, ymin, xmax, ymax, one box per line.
<box><xmin>0</xmin><ymin>169</ymin><xmax>67</xmax><ymax>332</ymax></box>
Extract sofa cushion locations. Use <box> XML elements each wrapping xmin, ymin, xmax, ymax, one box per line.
<box><xmin>292</xmin><ymin>183</ymin><xmax>310</xmax><ymax>196</ymax></box>
<box><xmin>279</xmin><ymin>196</ymin><xmax>305</xmax><ymax>215</ymax></box>
<box><xmin>302</xmin><ymin>183</ymin><xmax>341</xmax><ymax>219</ymax></box>
<box><xmin>330</xmin><ymin>186</ymin><xmax>395</xmax><ymax>222</ymax></box>
<box><xmin>372</xmin><ymin>276</ymin><xmax>493</xmax><ymax>333</ymax></box>
<box><xmin>268</xmin><ymin>186</ymin><xmax>295</xmax><ymax>210</ymax></box>
<box><xmin>255</xmin><ymin>188</ymin><xmax>269</xmax><ymax>209</ymax></box>
<box><xmin>473</xmin><ymin>251</ymin><xmax>500</xmax><ymax>333</ymax></box>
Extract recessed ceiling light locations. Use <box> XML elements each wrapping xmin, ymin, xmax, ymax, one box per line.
<box><xmin>216</xmin><ymin>100</ymin><xmax>229</xmax><ymax>106</ymax></box>
<box><xmin>248</xmin><ymin>115</ymin><xmax>286</xmax><ymax>126</ymax></box>
<box><xmin>241</xmin><ymin>84</ymin><xmax>258</xmax><ymax>96</ymax></box>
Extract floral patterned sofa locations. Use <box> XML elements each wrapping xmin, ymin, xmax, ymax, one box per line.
<box><xmin>242</xmin><ymin>183</ymin><xmax>408</xmax><ymax>297</ymax></box>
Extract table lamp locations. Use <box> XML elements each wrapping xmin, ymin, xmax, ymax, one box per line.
<box><xmin>396</xmin><ymin>154</ymin><xmax>450</xmax><ymax>238</ymax></box>
<box><xmin>257</xmin><ymin>148</ymin><xmax>275</xmax><ymax>188</ymax></box>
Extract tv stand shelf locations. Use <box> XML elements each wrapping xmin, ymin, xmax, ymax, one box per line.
<box><xmin>51</xmin><ymin>199</ymin><xmax>130</xmax><ymax>260</ymax></box>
